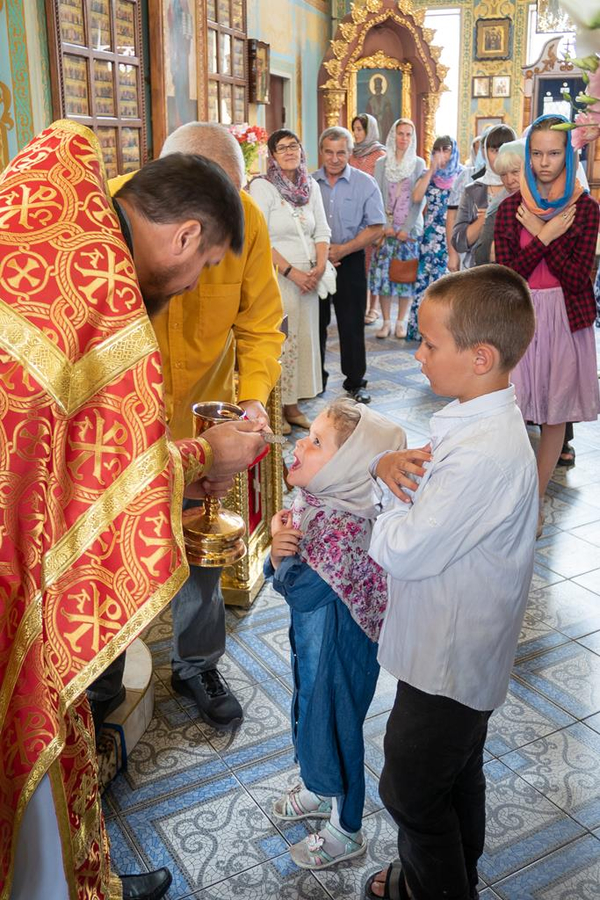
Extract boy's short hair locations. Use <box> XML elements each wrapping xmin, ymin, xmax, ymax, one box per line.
<box><xmin>424</xmin><ymin>265</ymin><xmax>535</xmax><ymax>371</ymax></box>
<box><xmin>325</xmin><ymin>397</ymin><xmax>362</xmax><ymax>447</ymax></box>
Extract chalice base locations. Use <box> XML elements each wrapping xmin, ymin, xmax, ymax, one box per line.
<box><xmin>182</xmin><ymin>506</ymin><xmax>247</xmax><ymax>567</ymax></box>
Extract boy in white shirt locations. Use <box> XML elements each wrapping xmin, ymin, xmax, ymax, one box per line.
<box><xmin>366</xmin><ymin>265</ymin><xmax>538</xmax><ymax>900</ymax></box>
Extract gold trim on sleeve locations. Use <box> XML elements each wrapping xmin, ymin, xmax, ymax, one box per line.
<box><xmin>0</xmin><ymin>302</ymin><xmax>157</xmax><ymax>416</ymax></box>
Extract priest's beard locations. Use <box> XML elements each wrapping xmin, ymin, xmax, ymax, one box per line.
<box><xmin>139</xmin><ymin>262</ymin><xmax>182</xmax><ymax>318</ymax></box>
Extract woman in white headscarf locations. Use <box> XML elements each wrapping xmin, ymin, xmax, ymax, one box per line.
<box><xmin>350</xmin><ymin>114</ymin><xmax>387</xmax><ymax>324</ymax></box>
<box><xmin>451</xmin><ymin>124</ymin><xmax>516</xmax><ymax>268</ymax></box>
<box><xmin>370</xmin><ymin>119</ymin><xmax>426</xmax><ymax>339</ymax></box>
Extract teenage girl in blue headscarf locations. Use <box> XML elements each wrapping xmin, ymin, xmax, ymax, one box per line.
<box><xmin>494</xmin><ymin>113</ymin><xmax>600</xmax><ymax>535</ymax></box>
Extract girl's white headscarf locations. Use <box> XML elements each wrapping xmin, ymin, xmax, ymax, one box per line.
<box><xmin>384</xmin><ymin>118</ymin><xmax>417</xmax><ymax>184</ymax></box>
<box><xmin>477</xmin><ymin>124</ymin><xmax>516</xmax><ymax>187</ymax></box>
<box><xmin>291</xmin><ymin>406</ymin><xmax>406</xmax><ymax>641</ymax></box>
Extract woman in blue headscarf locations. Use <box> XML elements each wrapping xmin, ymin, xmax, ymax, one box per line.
<box><xmin>494</xmin><ymin>113</ymin><xmax>600</xmax><ymax>536</ymax></box>
<box><xmin>406</xmin><ymin>135</ymin><xmax>463</xmax><ymax>340</ymax></box>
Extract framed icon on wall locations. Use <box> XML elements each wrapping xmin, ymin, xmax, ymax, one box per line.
<box><xmin>475</xmin><ymin>18</ymin><xmax>512</xmax><ymax>61</ymax></box>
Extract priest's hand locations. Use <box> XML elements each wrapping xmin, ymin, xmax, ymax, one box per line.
<box><xmin>184</xmin><ymin>475</ymin><xmax>235</xmax><ymax>500</ymax></box>
<box><xmin>202</xmin><ymin>420</ymin><xmax>267</xmax><ymax>478</ymax></box>
<box><xmin>375</xmin><ymin>445</ymin><xmax>432</xmax><ymax>503</ymax></box>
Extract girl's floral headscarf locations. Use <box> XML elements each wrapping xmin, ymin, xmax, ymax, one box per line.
<box><xmin>291</xmin><ymin>407</ymin><xmax>406</xmax><ymax>641</ymax></box>
<box><xmin>432</xmin><ymin>137</ymin><xmax>463</xmax><ymax>190</ymax></box>
<box><xmin>521</xmin><ymin>113</ymin><xmax>586</xmax><ymax>220</ymax></box>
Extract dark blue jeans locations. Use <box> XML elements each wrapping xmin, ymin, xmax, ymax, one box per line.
<box><xmin>379</xmin><ymin>681</ymin><xmax>491</xmax><ymax>900</ymax></box>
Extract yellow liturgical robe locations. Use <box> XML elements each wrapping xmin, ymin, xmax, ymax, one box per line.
<box><xmin>109</xmin><ymin>175</ymin><xmax>284</xmax><ymax>440</ymax></box>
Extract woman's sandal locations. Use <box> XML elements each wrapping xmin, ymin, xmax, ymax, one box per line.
<box><xmin>376</xmin><ymin>320</ymin><xmax>392</xmax><ymax>339</ymax></box>
<box><xmin>290</xmin><ymin>821</ymin><xmax>367</xmax><ymax>870</ymax></box>
<box><xmin>365</xmin><ymin>309</ymin><xmax>379</xmax><ymax>324</ymax></box>
<box><xmin>272</xmin><ymin>784</ymin><xmax>332</xmax><ymax>821</ymax></box>
<box><xmin>557</xmin><ymin>442</ymin><xmax>575</xmax><ymax>468</ymax></box>
<box><xmin>364</xmin><ymin>859</ymin><xmax>408</xmax><ymax>900</ymax></box>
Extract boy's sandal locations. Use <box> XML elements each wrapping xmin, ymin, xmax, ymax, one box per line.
<box><xmin>557</xmin><ymin>443</ymin><xmax>575</xmax><ymax>467</ymax></box>
<box><xmin>272</xmin><ymin>784</ymin><xmax>332</xmax><ymax>821</ymax></box>
<box><xmin>364</xmin><ymin>859</ymin><xmax>408</xmax><ymax>900</ymax></box>
<box><xmin>290</xmin><ymin>821</ymin><xmax>367</xmax><ymax>870</ymax></box>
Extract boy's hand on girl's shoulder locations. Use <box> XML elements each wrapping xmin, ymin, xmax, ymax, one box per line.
<box><xmin>270</xmin><ymin>509</ymin><xmax>303</xmax><ymax>569</ymax></box>
<box><xmin>376</xmin><ymin>445</ymin><xmax>432</xmax><ymax>503</ymax></box>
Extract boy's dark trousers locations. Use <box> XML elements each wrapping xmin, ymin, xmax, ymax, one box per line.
<box><xmin>379</xmin><ymin>681</ymin><xmax>492</xmax><ymax>900</ymax></box>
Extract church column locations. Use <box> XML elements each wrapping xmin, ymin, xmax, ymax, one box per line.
<box><xmin>421</xmin><ymin>91</ymin><xmax>441</xmax><ymax>161</ymax></box>
<box><xmin>321</xmin><ymin>89</ymin><xmax>347</xmax><ymax>127</ymax></box>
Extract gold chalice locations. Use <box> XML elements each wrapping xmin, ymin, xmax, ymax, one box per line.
<box><xmin>182</xmin><ymin>401</ymin><xmax>247</xmax><ymax>567</ymax></box>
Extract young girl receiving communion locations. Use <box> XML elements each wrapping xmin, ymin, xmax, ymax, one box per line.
<box><xmin>264</xmin><ymin>398</ymin><xmax>427</xmax><ymax>869</ymax></box>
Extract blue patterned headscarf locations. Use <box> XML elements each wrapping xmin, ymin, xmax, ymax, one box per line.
<box><xmin>432</xmin><ymin>137</ymin><xmax>463</xmax><ymax>189</ymax></box>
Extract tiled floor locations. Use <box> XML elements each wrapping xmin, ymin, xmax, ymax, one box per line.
<box><xmin>105</xmin><ymin>320</ymin><xmax>600</xmax><ymax>899</ymax></box>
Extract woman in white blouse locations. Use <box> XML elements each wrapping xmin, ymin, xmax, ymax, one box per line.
<box><xmin>249</xmin><ymin>130</ymin><xmax>331</xmax><ymax>432</ymax></box>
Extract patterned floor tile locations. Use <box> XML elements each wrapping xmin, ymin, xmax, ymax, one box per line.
<box><xmin>541</xmin><ymin>489</ymin><xmax>600</xmax><ymax>531</ymax></box>
<box><xmin>515</xmin><ymin>613</ymin><xmax>570</xmax><ymax>664</ymax></box>
<box><xmin>363</xmin><ymin>712</ymin><xmax>388</xmax><ymax>778</ymax></box>
<box><xmin>583</xmin><ymin>711</ymin><xmax>600</xmax><ymax>734</ymax></box>
<box><xmin>193</xmin><ymin>859</ymin><xmax>333</xmax><ymax>899</ymax></box>
<box><xmin>226</xmin><ymin>581</ymin><xmax>289</xmax><ymax>632</ymax></box>
<box><xmin>121</xmin><ymin>774</ymin><xmax>288</xmax><ymax>898</ymax></box>
<box><xmin>529</xmin><ymin>565</ymin><xmax>565</xmax><ymax>593</ymax></box>
<box><xmin>514</xmin><ymin>643</ymin><xmax>600</xmax><ymax>718</ymax></box>
<box><xmin>577</xmin><ymin>630</ymin><xmax>600</xmax><ymax>655</ymax></box>
<box><xmin>479</xmin><ymin>759</ymin><xmax>585</xmax><ymax>885</ymax></box>
<box><xmin>479</xmin><ymin>891</ymin><xmax>502</xmax><ymax>899</ymax></box>
<box><xmin>572</xmin><ymin>569</ymin><xmax>600</xmax><ymax>597</ymax></box>
<box><xmin>230</xmin><ymin>620</ymin><xmax>292</xmax><ymax>680</ymax></box>
<box><xmin>366</xmin><ymin>667</ymin><xmax>397</xmax><ymax>719</ymax></box>
<box><xmin>535</xmin><ymin>532</ymin><xmax>600</xmax><ymax>579</ymax></box>
<box><xmin>569</xmin><ymin>519</ymin><xmax>600</xmax><ymax>547</ymax></box>
<box><xmin>485</xmin><ymin>680</ymin><xmax>574</xmax><ymax>757</ymax></box>
<box><xmin>104</xmin><ymin>714</ymin><xmax>226</xmax><ymax>814</ymax></box>
<box><xmin>105</xmin><ymin>817</ymin><xmax>145</xmax><ymax>876</ymax></box>
<box><xmin>501</xmin><ymin>723</ymin><xmax>600</xmax><ymax>829</ymax></box>
<box><xmin>197</xmin><ymin>677</ymin><xmax>293</xmax><ymax>767</ymax></box>
<box><xmin>525</xmin><ymin>580</ymin><xmax>600</xmax><ymax>639</ymax></box>
<box><xmin>491</xmin><ymin>834</ymin><xmax>600</xmax><ymax>899</ymax></box>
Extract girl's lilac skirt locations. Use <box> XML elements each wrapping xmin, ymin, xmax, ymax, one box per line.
<box><xmin>512</xmin><ymin>286</ymin><xmax>600</xmax><ymax>426</ymax></box>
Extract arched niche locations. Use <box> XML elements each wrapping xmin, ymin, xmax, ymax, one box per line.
<box><xmin>318</xmin><ymin>0</ymin><xmax>448</xmax><ymax>159</ymax></box>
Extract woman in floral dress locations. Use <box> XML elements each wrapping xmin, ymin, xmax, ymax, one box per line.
<box><xmin>406</xmin><ymin>136</ymin><xmax>463</xmax><ymax>340</ymax></box>
<box><xmin>370</xmin><ymin>119</ymin><xmax>426</xmax><ymax>340</ymax></box>
<box><xmin>350</xmin><ymin>114</ymin><xmax>386</xmax><ymax>324</ymax></box>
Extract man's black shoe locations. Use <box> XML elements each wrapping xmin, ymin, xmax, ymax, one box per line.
<box><xmin>89</xmin><ymin>685</ymin><xmax>126</xmax><ymax>741</ymax></box>
<box><xmin>171</xmin><ymin>669</ymin><xmax>243</xmax><ymax>730</ymax></box>
<box><xmin>120</xmin><ymin>868</ymin><xmax>172</xmax><ymax>900</ymax></box>
<box><xmin>348</xmin><ymin>387</ymin><xmax>371</xmax><ymax>404</ymax></box>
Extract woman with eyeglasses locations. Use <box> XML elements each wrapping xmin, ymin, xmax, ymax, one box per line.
<box><xmin>250</xmin><ymin>130</ymin><xmax>331</xmax><ymax>433</ymax></box>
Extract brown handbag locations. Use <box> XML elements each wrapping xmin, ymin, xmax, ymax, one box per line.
<box><xmin>389</xmin><ymin>257</ymin><xmax>418</xmax><ymax>284</ymax></box>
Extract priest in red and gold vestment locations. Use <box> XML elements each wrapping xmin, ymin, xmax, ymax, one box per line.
<box><xmin>0</xmin><ymin>121</ymin><xmax>265</xmax><ymax>900</ymax></box>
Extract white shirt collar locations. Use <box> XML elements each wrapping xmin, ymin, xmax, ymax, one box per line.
<box><xmin>431</xmin><ymin>386</ymin><xmax>516</xmax><ymax>440</ymax></box>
